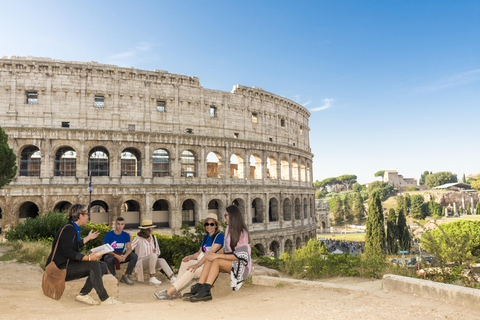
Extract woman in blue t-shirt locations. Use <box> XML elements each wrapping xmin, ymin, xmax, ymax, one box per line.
<box><xmin>153</xmin><ymin>213</ymin><xmax>224</xmax><ymax>300</ymax></box>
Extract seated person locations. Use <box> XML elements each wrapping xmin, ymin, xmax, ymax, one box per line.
<box><xmin>153</xmin><ymin>213</ymin><xmax>224</xmax><ymax>300</ymax></box>
<box><xmin>131</xmin><ymin>220</ymin><xmax>176</xmax><ymax>285</ymax></box>
<box><xmin>103</xmin><ymin>217</ymin><xmax>138</xmax><ymax>285</ymax></box>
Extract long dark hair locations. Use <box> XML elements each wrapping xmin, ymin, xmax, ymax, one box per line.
<box><xmin>226</xmin><ymin>205</ymin><xmax>249</xmax><ymax>250</ymax></box>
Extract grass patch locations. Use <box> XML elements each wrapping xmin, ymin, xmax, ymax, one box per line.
<box><xmin>275</xmin><ymin>281</ymin><xmax>285</xmax><ymax>288</ymax></box>
<box><xmin>317</xmin><ymin>233</ymin><xmax>365</xmax><ymax>242</ymax></box>
<box><xmin>0</xmin><ymin>240</ymin><xmax>51</xmax><ymax>268</ymax></box>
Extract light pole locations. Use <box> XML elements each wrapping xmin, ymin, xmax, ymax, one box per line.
<box><xmin>87</xmin><ymin>171</ymin><xmax>93</xmax><ymax>214</ymax></box>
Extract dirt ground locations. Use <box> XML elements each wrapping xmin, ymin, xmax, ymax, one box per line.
<box><xmin>0</xmin><ymin>246</ymin><xmax>479</xmax><ymax>320</ymax></box>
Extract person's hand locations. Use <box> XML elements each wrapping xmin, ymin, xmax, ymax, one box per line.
<box><xmin>187</xmin><ymin>264</ymin><xmax>199</xmax><ymax>272</ymax></box>
<box><xmin>117</xmin><ymin>254</ymin><xmax>126</xmax><ymax>262</ymax></box>
<box><xmin>182</xmin><ymin>255</ymin><xmax>191</xmax><ymax>263</ymax></box>
<box><xmin>90</xmin><ymin>251</ymin><xmax>103</xmax><ymax>261</ymax></box>
<box><xmin>84</xmin><ymin>230</ymin><xmax>100</xmax><ymax>242</ymax></box>
<box><xmin>207</xmin><ymin>254</ymin><xmax>219</xmax><ymax>261</ymax></box>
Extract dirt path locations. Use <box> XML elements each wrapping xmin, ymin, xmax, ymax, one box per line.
<box><xmin>0</xmin><ymin>260</ymin><xmax>479</xmax><ymax>320</ymax></box>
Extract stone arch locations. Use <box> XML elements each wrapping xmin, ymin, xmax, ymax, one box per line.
<box><xmin>269</xmin><ymin>197</ymin><xmax>279</xmax><ymax>222</ymax></box>
<box><xmin>254</xmin><ymin>243</ymin><xmax>266</xmax><ymax>256</ymax></box>
<box><xmin>208</xmin><ymin>198</ymin><xmax>225</xmax><ymax>222</ymax></box>
<box><xmin>121</xmin><ymin>148</ymin><xmax>142</xmax><ymax>177</ymax></box>
<box><xmin>89</xmin><ymin>200</ymin><xmax>109</xmax><ymax>224</ymax></box>
<box><xmin>300</xmin><ymin>161</ymin><xmax>306</xmax><ymax>182</ymax></box>
<box><xmin>180</xmin><ymin>150</ymin><xmax>197</xmax><ymax>177</ymax></box>
<box><xmin>292</xmin><ymin>159</ymin><xmax>299</xmax><ymax>181</ymax></box>
<box><xmin>283</xmin><ymin>198</ymin><xmax>291</xmax><ymax>221</ymax></box>
<box><xmin>230</xmin><ymin>153</ymin><xmax>244</xmax><ymax>178</ymax></box>
<box><xmin>321</xmin><ymin>221</ymin><xmax>326</xmax><ymax>229</ymax></box>
<box><xmin>88</xmin><ymin>146</ymin><xmax>110</xmax><ymax>176</ymax></box>
<box><xmin>121</xmin><ymin>199</ymin><xmax>141</xmax><ymax>228</ymax></box>
<box><xmin>251</xmin><ymin>198</ymin><xmax>264</xmax><ymax>223</ymax></box>
<box><xmin>249</xmin><ymin>154</ymin><xmax>262</xmax><ymax>179</ymax></box>
<box><xmin>232</xmin><ymin>198</ymin><xmax>246</xmax><ymax>223</ymax></box>
<box><xmin>295</xmin><ymin>198</ymin><xmax>301</xmax><ymax>220</ymax></box>
<box><xmin>19</xmin><ymin>201</ymin><xmax>39</xmax><ymax>222</ymax></box>
<box><xmin>152</xmin><ymin>199</ymin><xmax>170</xmax><ymax>228</ymax></box>
<box><xmin>267</xmin><ymin>155</ymin><xmax>277</xmax><ymax>179</ymax></box>
<box><xmin>296</xmin><ymin>237</ymin><xmax>302</xmax><ymax>249</ymax></box>
<box><xmin>304</xmin><ymin>235</ymin><xmax>309</xmax><ymax>243</ymax></box>
<box><xmin>54</xmin><ymin>201</ymin><xmax>72</xmax><ymax>212</ymax></box>
<box><xmin>54</xmin><ymin>146</ymin><xmax>76</xmax><ymax>176</ymax></box>
<box><xmin>206</xmin><ymin>151</ymin><xmax>224</xmax><ymax>178</ymax></box>
<box><xmin>307</xmin><ymin>162</ymin><xmax>311</xmax><ymax>182</ymax></box>
<box><xmin>281</xmin><ymin>157</ymin><xmax>289</xmax><ymax>180</ymax></box>
<box><xmin>284</xmin><ymin>239</ymin><xmax>294</xmax><ymax>255</ymax></box>
<box><xmin>310</xmin><ymin>197</ymin><xmax>314</xmax><ymax>218</ymax></box>
<box><xmin>19</xmin><ymin>145</ymin><xmax>41</xmax><ymax>177</ymax></box>
<box><xmin>269</xmin><ymin>240</ymin><xmax>280</xmax><ymax>257</ymax></box>
<box><xmin>182</xmin><ymin>199</ymin><xmax>199</xmax><ymax>226</ymax></box>
<box><xmin>303</xmin><ymin>197</ymin><xmax>308</xmax><ymax>219</ymax></box>
<box><xmin>152</xmin><ymin>148</ymin><xmax>170</xmax><ymax>177</ymax></box>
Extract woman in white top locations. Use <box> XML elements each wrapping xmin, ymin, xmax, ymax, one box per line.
<box><xmin>131</xmin><ymin>220</ymin><xmax>176</xmax><ymax>285</ymax></box>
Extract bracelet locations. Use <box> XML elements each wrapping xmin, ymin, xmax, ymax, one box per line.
<box><xmin>88</xmin><ymin>255</ymin><xmax>90</xmax><ymax>261</ymax></box>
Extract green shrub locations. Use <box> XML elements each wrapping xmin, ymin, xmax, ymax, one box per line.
<box><xmin>5</xmin><ymin>211</ymin><xmax>68</xmax><ymax>242</ymax></box>
<box><xmin>80</xmin><ymin>221</ymin><xmax>112</xmax><ymax>252</ymax></box>
<box><xmin>0</xmin><ymin>240</ymin><xmax>51</xmax><ymax>268</ymax></box>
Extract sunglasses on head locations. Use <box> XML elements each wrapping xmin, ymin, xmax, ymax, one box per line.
<box><xmin>204</xmin><ymin>222</ymin><xmax>216</xmax><ymax>227</ymax></box>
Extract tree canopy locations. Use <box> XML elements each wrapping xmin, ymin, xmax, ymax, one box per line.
<box><xmin>367</xmin><ymin>181</ymin><xmax>394</xmax><ymax>201</ymax></box>
<box><xmin>0</xmin><ymin>126</ymin><xmax>17</xmax><ymax>189</ymax></box>
<box><xmin>425</xmin><ymin>171</ymin><xmax>458</xmax><ymax>189</ymax></box>
<box><xmin>365</xmin><ymin>191</ymin><xmax>386</xmax><ymax>258</ymax></box>
<box><xmin>374</xmin><ymin>170</ymin><xmax>385</xmax><ymax>179</ymax></box>
<box><xmin>419</xmin><ymin>170</ymin><xmax>430</xmax><ymax>185</ymax></box>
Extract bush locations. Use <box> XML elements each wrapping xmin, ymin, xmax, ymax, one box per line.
<box><xmin>0</xmin><ymin>240</ymin><xmax>51</xmax><ymax>268</ymax></box>
<box><xmin>5</xmin><ymin>211</ymin><xmax>68</xmax><ymax>242</ymax></box>
<box><xmin>406</xmin><ymin>185</ymin><xmax>419</xmax><ymax>191</ymax></box>
<box><xmin>80</xmin><ymin>221</ymin><xmax>112</xmax><ymax>252</ymax></box>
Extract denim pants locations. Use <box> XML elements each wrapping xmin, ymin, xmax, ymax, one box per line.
<box><xmin>104</xmin><ymin>253</ymin><xmax>138</xmax><ymax>277</ymax></box>
<box><xmin>65</xmin><ymin>261</ymin><xmax>109</xmax><ymax>301</ymax></box>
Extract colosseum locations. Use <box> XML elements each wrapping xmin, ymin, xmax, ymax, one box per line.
<box><xmin>0</xmin><ymin>56</ymin><xmax>315</xmax><ymax>256</ymax></box>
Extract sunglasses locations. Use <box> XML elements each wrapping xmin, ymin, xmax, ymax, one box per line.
<box><xmin>204</xmin><ymin>222</ymin><xmax>216</xmax><ymax>227</ymax></box>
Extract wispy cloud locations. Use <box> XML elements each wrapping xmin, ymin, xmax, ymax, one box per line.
<box><xmin>311</xmin><ymin>98</ymin><xmax>335</xmax><ymax>111</ymax></box>
<box><xmin>292</xmin><ymin>94</ymin><xmax>312</xmax><ymax>107</ymax></box>
<box><xmin>106</xmin><ymin>42</ymin><xmax>159</xmax><ymax>67</ymax></box>
<box><xmin>414</xmin><ymin>69</ymin><xmax>480</xmax><ymax>93</ymax></box>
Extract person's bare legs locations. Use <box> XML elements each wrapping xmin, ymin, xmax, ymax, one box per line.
<box><xmin>205</xmin><ymin>259</ymin><xmax>231</xmax><ymax>285</ymax></box>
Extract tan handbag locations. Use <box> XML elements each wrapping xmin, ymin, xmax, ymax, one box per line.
<box><xmin>42</xmin><ymin>225</ymin><xmax>71</xmax><ymax>300</ymax></box>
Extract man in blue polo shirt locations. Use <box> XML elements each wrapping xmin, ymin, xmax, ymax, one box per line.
<box><xmin>103</xmin><ymin>217</ymin><xmax>138</xmax><ymax>285</ymax></box>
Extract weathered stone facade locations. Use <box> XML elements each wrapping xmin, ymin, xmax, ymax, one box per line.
<box><xmin>0</xmin><ymin>56</ymin><xmax>316</xmax><ymax>256</ymax></box>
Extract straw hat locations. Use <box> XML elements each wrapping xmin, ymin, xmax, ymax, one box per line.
<box><xmin>138</xmin><ymin>220</ymin><xmax>156</xmax><ymax>229</ymax></box>
<box><xmin>202</xmin><ymin>213</ymin><xmax>220</xmax><ymax>227</ymax></box>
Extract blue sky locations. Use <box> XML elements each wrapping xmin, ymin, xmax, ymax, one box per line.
<box><xmin>1</xmin><ymin>1</ymin><xmax>479</xmax><ymax>184</ymax></box>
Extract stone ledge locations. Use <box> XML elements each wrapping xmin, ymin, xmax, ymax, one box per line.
<box><xmin>252</xmin><ymin>275</ymin><xmax>367</xmax><ymax>293</ymax></box>
<box><xmin>382</xmin><ymin>274</ymin><xmax>480</xmax><ymax>309</ymax></box>
<box><xmin>63</xmin><ymin>274</ymin><xmax>118</xmax><ymax>300</ymax></box>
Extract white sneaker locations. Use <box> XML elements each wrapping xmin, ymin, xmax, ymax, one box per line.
<box><xmin>75</xmin><ymin>294</ymin><xmax>100</xmax><ymax>305</ymax></box>
<box><xmin>170</xmin><ymin>276</ymin><xmax>177</xmax><ymax>283</ymax></box>
<box><xmin>149</xmin><ymin>277</ymin><xmax>162</xmax><ymax>285</ymax></box>
<box><xmin>101</xmin><ymin>297</ymin><xmax>125</xmax><ymax>305</ymax></box>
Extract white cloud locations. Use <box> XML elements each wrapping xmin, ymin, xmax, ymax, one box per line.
<box><xmin>106</xmin><ymin>42</ymin><xmax>158</xmax><ymax>67</ymax></box>
<box><xmin>311</xmin><ymin>98</ymin><xmax>335</xmax><ymax>111</ymax></box>
<box><xmin>414</xmin><ymin>69</ymin><xmax>480</xmax><ymax>93</ymax></box>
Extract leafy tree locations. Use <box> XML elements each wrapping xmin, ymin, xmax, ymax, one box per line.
<box><xmin>410</xmin><ymin>195</ymin><xmax>425</xmax><ymax>219</ymax></box>
<box><xmin>386</xmin><ymin>208</ymin><xmax>398</xmax><ymax>254</ymax></box>
<box><xmin>331</xmin><ymin>196</ymin><xmax>344</xmax><ymax>225</ymax></box>
<box><xmin>337</xmin><ymin>174</ymin><xmax>357</xmax><ymax>191</ymax></box>
<box><xmin>421</xmin><ymin>220</ymin><xmax>480</xmax><ymax>264</ymax></box>
<box><xmin>315</xmin><ymin>189</ymin><xmax>327</xmax><ymax>199</ymax></box>
<box><xmin>344</xmin><ymin>195</ymin><xmax>354</xmax><ymax>221</ymax></box>
<box><xmin>427</xmin><ymin>201</ymin><xmax>442</xmax><ymax>218</ymax></box>
<box><xmin>425</xmin><ymin>171</ymin><xmax>458</xmax><ymax>189</ymax></box>
<box><xmin>352</xmin><ymin>182</ymin><xmax>362</xmax><ymax>192</ymax></box>
<box><xmin>406</xmin><ymin>185</ymin><xmax>419</xmax><ymax>191</ymax></box>
<box><xmin>471</xmin><ymin>180</ymin><xmax>480</xmax><ymax>190</ymax></box>
<box><xmin>0</xmin><ymin>126</ymin><xmax>17</xmax><ymax>189</ymax></box>
<box><xmin>352</xmin><ymin>192</ymin><xmax>366</xmax><ymax>222</ymax></box>
<box><xmin>419</xmin><ymin>170</ymin><xmax>430</xmax><ymax>185</ymax></box>
<box><xmin>367</xmin><ymin>181</ymin><xmax>394</xmax><ymax>201</ymax></box>
<box><xmin>317</xmin><ymin>177</ymin><xmax>339</xmax><ymax>190</ymax></box>
<box><xmin>365</xmin><ymin>191</ymin><xmax>386</xmax><ymax>258</ymax></box>
<box><xmin>396</xmin><ymin>200</ymin><xmax>410</xmax><ymax>252</ymax></box>
<box><xmin>404</xmin><ymin>194</ymin><xmax>411</xmax><ymax>209</ymax></box>
<box><xmin>459</xmin><ymin>207</ymin><xmax>463</xmax><ymax>215</ymax></box>
<box><xmin>374</xmin><ymin>170</ymin><xmax>385</xmax><ymax>181</ymax></box>
<box><xmin>467</xmin><ymin>204</ymin><xmax>471</xmax><ymax>215</ymax></box>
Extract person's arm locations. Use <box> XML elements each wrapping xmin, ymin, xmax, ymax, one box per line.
<box><xmin>59</xmin><ymin>226</ymin><xmax>85</xmax><ymax>262</ymax></box>
<box><xmin>197</xmin><ymin>243</ymin><xmax>222</xmax><ymax>266</ymax></box>
<box><xmin>183</xmin><ymin>248</ymin><xmax>202</xmax><ymax>263</ymax></box>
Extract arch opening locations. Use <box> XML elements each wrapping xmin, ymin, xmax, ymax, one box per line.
<box><xmin>88</xmin><ymin>147</ymin><xmax>109</xmax><ymax>176</ymax></box>
<box><xmin>267</xmin><ymin>156</ymin><xmax>277</xmax><ymax>179</ymax></box>
<box><xmin>269</xmin><ymin>198</ymin><xmax>279</xmax><ymax>222</ymax></box>
<box><xmin>230</xmin><ymin>154</ymin><xmax>244</xmax><ymax>179</ymax></box>
<box><xmin>19</xmin><ymin>201</ymin><xmax>39</xmax><ymax>221</ymax></box>
<box><xmin>295</xmin><ymin>198</ymin><xmax>301</xmax><ymax>220</ymax></box>
<box><xmin>54</xmin><ymin>201</ymin><xmax>72</xmax><ymax>213</ymax></box>
<box><xmin>284</xmin><ymin>239</ymin><xmax>294</xmax><ymax>255</ymax></box>
<box><xmin>304</xmin><ymin>198</ymin><xmax>308</xmax><ymax>219</ymax></box>
<box><xmin>20</xmin><ymin>146</ymin><xmax>41</xmax><ymax>176</ymax></box>
<box><xmin>292</xmin><ymin>160</ymin><xmax>299</xmax><ymax>181</ymax></box>
<box><xmin>254</xmin><ymin>243</ymin><xmax>266</xmax><ymax>256</ymax></box>
<box><xmin>152</xmin><ymin>199</ymin><xmax>170</xmax><ymax>228</ymax></box>
<box><xmin>152</xmin><ymin>149</ymin><xmax>170</xmax><ymax>177</ymax></box>
<box><xmin>283</xmin><ymin>198</ymin><xmax>291</xmax><ymax>221</ymax></box>
<box><xmin>121</xmin><ymin>200</ymin><xmax>141</xmax><ymax>228</ymax></box>
<box><xmin>281</xmin><ymin>158</ymin><xmax>289</xmax><ymax>180</ymax></box>
<box><xmin>252</xmin><ymin>198</ymin><xmax>264</xmax><ymax>223</ymax></box>
<box><xmin>182</xmin><ymin>199</ymin><xmax>197</xmax><ymax>226</ymax></box>
<box><xmin>249</xmin><ymin>154</ymin><xmax>262</xmax><ymax>179</ymax></box>
<box><xmin>269</xmin><ymin>241</ymin><xmax>280</xmax><ymax>257</ymax></box>
<box><xmin>121</xmin><ymin>148</ymin><xmax>141</xmax><ymax>176</ymax></box>
<box><xmin>181</xmin><ymin>151</ymin><xmax>197</xmax><ymax>177</ymax></box>
<box><xmin>206</xmin><ymin>152</ymin><xmax>223</xmax><ymax>178</ymax></box>
<box><xmin>54</xmin><ymin>147</ymin><xmax>76</xmax><ymax>176</ymax></box>
<box><xmin>89</xmin><ymin>200</ymin><xmax>109</xmax><ymax>224</ymax></box>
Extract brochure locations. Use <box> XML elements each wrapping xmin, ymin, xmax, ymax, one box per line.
<box><xmin>90</xmin><ymin>243</ymin><xmax>114</xmax><ymax>255</ymax></box>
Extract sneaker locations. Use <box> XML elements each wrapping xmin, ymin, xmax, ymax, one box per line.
<box><xmin>170</xmin><ymin>276</ymin><xmax>177</xmax><ymax>283</ymax></box>
<box><xmin>120</xmin><ymin>275</ymin><xmax>134</xmax><ymax>285</ymax></box>
<box><xmin>75</xmin><ymin>294</ymin><xmax>100</xmax><ymax>305</ymax></box>
<box><xmin>101</xmin><ymin>297</ymin><xmax>125</xmax><ymax>305</ymax></box>
<box><xmin>153</xmin><ymin>289</ymin><xmax>182</xmax><ymax>300</ymax></box>
<box><xmin>149</xmin><ymin>277</ymin><xmax>162</xmax><ymax>286</ymax></box>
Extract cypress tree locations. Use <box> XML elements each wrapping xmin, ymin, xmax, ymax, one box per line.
<box><xmin>332</xmin><ymin>196</ymin><xmax>344</xmax><ymax>225</ymax></box>
<box><xmin>410</xmin><ymin>195</ymin><xmax>424</xmax><ymax>219</ymax></box>
<box><xmin>0</xmin><ymin>126</ymin><xmax>17</xmax><ymax>189</ymax></box>
<box><xmin>476</xmin><ymin>201</ymin><xmax>480</xmax><ymax>215</ymax></box>
<box><xmin>396</xmin><ymin>204</ymin><xmax>411</xmax><ymax>252</ymax></box>
<box><xmin>353</xmin><ymin>192</ymin><xmax>366</xmax><ymax>222</ymax></box>
<box><xmin>344</xmin><ymin>195</ymin><xmax>354</xmax><ymax>221</ymax></box>
<box><xmin>386</xmin><ymin>208</ymin><xmax>398</xmax><ymax>254</ymax></box>
<box><xmin>365</xmin><ymin>191</ymin><xmax>386</xmax><ymax>257</ymax></box>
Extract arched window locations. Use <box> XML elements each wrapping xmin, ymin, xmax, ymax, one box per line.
<box><xmin>300</xmin><ymin>161</ymin><xmax>306</xmax><ymax>182</ymax></box>
<box><xmin>267</xmin><ymin>156</ymin><xmax>277</xmax><ymax>179</ymax></box>
<box><xmin>250</xmin><ymin>154</ymin><xmax>262</xmax><ymax>179</ymax></box>
<box><xmin>292</xmin><ymin>160</ymin><xmax>299</xmax><ymax>181</ymax></box>
<box><xmin>54</xmin><ymin>147</ymin><xmax>76</xmax><ymax>176</ymax></box>
<box><xmin>181</xmin><ymin>151</ymin><xmax>197</xmax><ymax>177</ymax></box>
<box><xmin>281</xmin><ymin>158</ymin><xmax>289</xmax><ymax>180</ymax></box>
<box><xmin>20</xmin><ymin>146</ymin><xmax>41</xmax><ymax>176</ymax></box>
<box><xmin>152</xmin><ymin>149</ymin><xmax>169</xmax><ymax>177</ymax></box>
<box><xmin>206</xmin><ymin>152</ymin><xmax>223</xmax><ymax>178</ymax></box>
<box><xmin>88</xmin><ymin>147</ymin><xmax>109</xmax><ymax>176</ymax></box>
<box><xmin>230</xmin><ymin>154</ymin><xmax>244</xmax><ymax>178</ymax></box>
<box><xmin>121</xmin><ymin>148</ymin><xmax>141</xmax><ymax>176</ymax></box>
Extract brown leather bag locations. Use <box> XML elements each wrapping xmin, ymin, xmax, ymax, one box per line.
<box><xmin>42</xmin><ymin>225</ymin><xmax>71</xmax><ymax>300</ymax></box>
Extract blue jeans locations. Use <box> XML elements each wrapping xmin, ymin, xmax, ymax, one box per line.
<box><xmin>104</xmin><ymin>253</ymin><xmax>138</xmax><ymax>277</ymax></box>
<box><xmin>65</xmin><ymin>261</ymin><xmax>109</xmax><ymax>301</ymax></box>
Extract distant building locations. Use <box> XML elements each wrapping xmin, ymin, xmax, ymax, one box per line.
<box><xmin>467</xmin><ymin>173</ymin><xmax>480</xmax><ymax>180</ymax></box>
<box><xmin>384</xmin><ymin>170</ymin><xmax>418</xmax><ymax>192</ymax></box>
